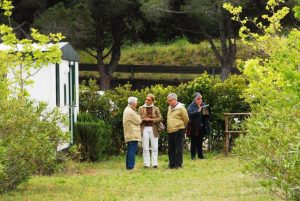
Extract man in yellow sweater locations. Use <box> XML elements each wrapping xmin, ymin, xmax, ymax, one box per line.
<box><xmin>167</xmin><ymin>93</ymin><xmax>189</xmax><ymax>169</ymax></box>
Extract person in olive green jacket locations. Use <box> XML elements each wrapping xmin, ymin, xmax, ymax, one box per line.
<box><xmin>123</xmin><ymin>96</ymin><xmax>142</xmax><ymax>170</ymax></box>
<box><xmin>167</xmin><ymin>93</ymin><xmax>189</xmax><ymax>169</ymax></box>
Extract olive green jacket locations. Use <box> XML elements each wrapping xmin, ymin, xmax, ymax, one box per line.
<box><xmin>167</xmin><ymin>102</ymin><xmax>189</xmax><ymax>133</ymax></box>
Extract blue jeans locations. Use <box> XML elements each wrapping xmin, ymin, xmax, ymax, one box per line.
<box><xmin>126</xmin><ymin>141</ymin><xmax>138</xmax><ymax>170</ymax></box>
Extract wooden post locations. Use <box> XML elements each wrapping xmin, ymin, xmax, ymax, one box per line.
<box><xmin>224</xmin><ymin>115</ymin><xmax>229</xmax><ymax>157</ymax></box>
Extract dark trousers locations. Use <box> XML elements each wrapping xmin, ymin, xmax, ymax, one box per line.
<box><xmin>168</xmin><ymin>129</ymin><xmax>184</xmax><ymax>168</ymax></box>
<box><xmin>126</xmin><ymin>141</ymin><xmax>138</xmax><ymax>170</ymax></box>
<box><xmin>191</xmin><ymin>134</ymin><xmax>204</xmax><ymax>159</ymax></box>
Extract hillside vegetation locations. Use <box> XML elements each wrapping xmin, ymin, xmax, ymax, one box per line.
<box><xmin>80</xmin><ymin>38</ymin><xmax>257</xmax><ymax>66</ymax></box>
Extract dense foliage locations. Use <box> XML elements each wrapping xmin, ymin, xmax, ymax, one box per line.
<box><xmin>225</xmin><ymin>0</ymin><xmax>300</xmax><ymax>199</ymax></box>
<box><xmin>0</xmin><ymin>100</ymin><xmax>68</xmax><ymax>193</ymax></box>
<box><xmin>74</xmin><ymin>113</ymin><xmax>112</xmax><ymax>161</ymax></box>
<box><xmin>0</xmin><ymin>0</ymin><xmax>68</xmax><ymax>193</ymax></box>
<box><xmin>79</xmin><ymin>38</ymin><xmax>259</xmax><ymax>66</ymax></box>
<box><xmin>79</xmin><ymin>74</ymin><xmax>249</xmax><ymax>154</ymax></box>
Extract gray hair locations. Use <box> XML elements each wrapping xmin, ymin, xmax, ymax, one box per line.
<box><xmin>128</xmin><ymin>96</ymin><xmax>138</xmax><ymax>105</ymax></box>
<box><xmin>194</xmin><ymin>92</ymin><xmax>202</xmax><ymax>100</ymax></box>
<box><xmin>167</xmin><ymin>93</ymin><xmax>177</xmax><ymax>101</ymax></box>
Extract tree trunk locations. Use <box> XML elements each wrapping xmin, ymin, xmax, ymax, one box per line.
<box><xmin>220</xmin><ymin>65</ymin><xmax>231</xmax><ymax>81</ymax></box>
<box><xmin>97</xmin><ymin>42</ymin><xmax>121</xmax><ymax>90</ymax></box>
<box><xmin>97</xmin><ymin>61</ymin><xmax>112</xmax><ymax>91</ymax></box>
<box><xmin>96</xmin><ymin>19</ymin><xmax>122</xmax><ymax>91</ymax></box>
<box><xmin>218</xmin><ymin>4</ymin><xmax>237</xmax><ymax>81</ymax></box>
<box><xmin>100</xmin><ymin>73</ymin><xmax>112</xmax><ymax>90</ymax></box>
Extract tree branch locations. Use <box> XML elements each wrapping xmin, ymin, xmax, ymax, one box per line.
<box><xmin>199</xmin><ymin>25</ymin><xmax>224</xmax><ymax>66</ymax></box>
<box><xmin>156</xmin><ymin>8</ymin><xmax>187</xmax><ymax>14</ymax></box>
<box><xmin>102</xmin><ymin>46</ymin><xmax>113</xmax><ymax>59</ymax></box>
<box><xmin>83</xmin><ymin>48</ymin><xmax>97</xmax><ymax>59</ymax></box>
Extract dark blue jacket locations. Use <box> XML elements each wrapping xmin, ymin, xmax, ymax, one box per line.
<box><xmin>187</xmin><ymin>101</ymin><xmax>206</xmax><ymax>126</ymax></box>
<box><xmin>187</xmin><ymin>101</ymin><xmax>210</xmax><ymax>135</ymax></box>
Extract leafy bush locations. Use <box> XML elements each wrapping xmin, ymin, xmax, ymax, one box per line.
<box><xmin>80</xmin><ymin>74</ymin><xmax>249</xmax><ymax>153</ymax></box>
<box><xmin>0</xmin><ymin>0</ymin><xmax>66</xmax><ymax>193</ymax></box>
<box><xmin>74</xmin><ymin>113</ymin><xmax>112</xmax><ymax>161</ymax></box>
<box><xmin>225</xmin><ymin>1</ymin><xmax>300</xmax><ymax>199</ymax></box>
<box><xmin>0</xmin><ymin>99</ymin><xmax>68</xmax><ymax>193</ymax></box>
<box><xmin>233</xmin><ymin>30</ymin><xmax>300</xmax><ymax>200</ymax></box>
<box><xmin>0</xmin><ymin>142</ymin><xmax>6</xmax><ymax>180</ymax></box>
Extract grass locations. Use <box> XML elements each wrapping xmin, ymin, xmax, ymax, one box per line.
<box><xmin>79</xmin><ymin>38</ymin><xmax>257</xmax><ymax>81</ymax></box>
<box><xmin>79</xmin><ymin>38</ymin><xmax>257</xmax><ymax>66</ymax></box>
<box><xmin>0</xmin><ymin>153</ymin><xmax>278</xmax><ymax>201</ymax></box>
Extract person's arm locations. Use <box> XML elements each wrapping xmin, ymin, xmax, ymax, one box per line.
<box><xmin>152</xmin><ymin>107</ymin><xmax>163</xmax><ymax>123</ymax></box>
<box><xmin>138</xmin><ymin>107</ymin><xmax>149</xmax><ymax>122</ymax></box>
<box><xmin>182</xmin><ymin>107</ymin><xmax>189</xmax><ymax>127</ymax></box>
<box><xmin>187</xmin><ymin>104</ymin><xmax>200</xmax><ymax>118</ymax></box>
<box><xmin>129</xmin><ymin>111</ymin><xmax>142</xmax><ymax>125</ymax></box>
<box><xmin>137</xmin><ymin>106</ymin><xmax>144</xmax><ymax>119</ymax></box>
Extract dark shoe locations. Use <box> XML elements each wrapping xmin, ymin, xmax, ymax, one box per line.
<box><xmin>144</xmin><ymin>166</ymin><xmax>150</xmax><ymax>168</ymax></box>
<box><xmin>153</xmin><ymin>166</ymin><xmax>158</xmax><ymax>168</ymax></box>
<box><xmin>198</xmin><ymin>155</ymin><xmax>205</xmax><ymax>159</ymax></box>
<box><xmin>191</xmin><ymin>156</ymin><xmax>195</xmax><ymax>160</ymax></box>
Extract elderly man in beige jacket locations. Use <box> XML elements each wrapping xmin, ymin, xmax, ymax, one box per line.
<box><xmin>167</xmin><ymin>93</ymin><xmax>189</xmax><ymax>169</ymax></box>
<box><xmin>123</xmin><ymin>96</ymin><xmax>142</xmax><ymax>170</ymax></box>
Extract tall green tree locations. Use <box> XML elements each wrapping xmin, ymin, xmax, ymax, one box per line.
<box><xmin>35</xmin><ymin>0</ymin><xmax>143</xmax><ymax>90</ymax></box>
<box><xmin>142</xmin><ymin>0</ymin><xmax>246</xmax><ymax>80</ymax></box>
<box><xmin>141</xmin><ymin>0</ymin><xmax>298</xmax><ymax>80</ymax></box>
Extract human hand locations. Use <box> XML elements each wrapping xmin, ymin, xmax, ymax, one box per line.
<box><xmin>198</xmin><ymin>106</ymin><xmax>202</xmax><ymax>112</ymax></box>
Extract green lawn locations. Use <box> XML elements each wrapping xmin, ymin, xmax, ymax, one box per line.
<box><xmin>0</xmin><ymin>154</ymin><xmax>278</xmax><ymax>201</ymax></box>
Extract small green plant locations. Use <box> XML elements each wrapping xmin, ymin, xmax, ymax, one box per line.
<box><xmin>74</xmin><ymin>113</ymin><xmax>113</xmax><ymax>161</ymax></box>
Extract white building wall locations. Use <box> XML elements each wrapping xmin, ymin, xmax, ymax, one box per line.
<box><xmin>3</xmin><ymin>42</ymin><xmax>80</xmax><ymax>151</ymax></box>
<box><xmin>26</xmin><ymin>63</ymin><xmax>56</xmax><ymax>108</ymax></box>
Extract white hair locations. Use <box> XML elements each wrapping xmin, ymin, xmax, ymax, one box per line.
<box><xmin>128</xmin><ymin>96</ymin><xmax>138</xmax><ymax>105</ymax></box>
<box><xmin>167</xmin><ymin>93</ymin><xmax>177</xmax><ymax>101</ymax></box>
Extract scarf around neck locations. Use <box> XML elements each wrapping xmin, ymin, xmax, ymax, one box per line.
<box><xmin>143</xmin><ymin>103</ymin><xmax>154</xmax><ymax>108</ymax></box>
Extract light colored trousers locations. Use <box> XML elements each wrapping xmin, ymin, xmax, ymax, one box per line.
<box><xmin>142</xmin><ymin>126</ymin><xmax>159</xmax><ymax>167</ymax></box>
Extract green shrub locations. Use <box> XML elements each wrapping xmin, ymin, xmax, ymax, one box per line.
<box><xmin>0</xmin><ymin>142</ymin><xmax>6</xmax><ymax>180</ymax></box>
<box><xmin>0</xmin><ymin>99</ymin><xmax>68</xmax><ymax>193</ymax></box>
<box><xmin>176</xmin><ymin>74</ymin><xmax>250</xmax><ymax>150</ymax></box>
<box><xmin>74</xmin><ymin>113</ymin><xmax>112</xmax><ymax>161</ymax></box>
<box><xmin>225</xmin><ymin>1</ymin><xmax>300</xmax><ymax>199</ymax></box>
<box><xmin>234</xmin><ymin>30</ymin><xmax>300</xmax><ymax>200</ymax></box>
<box><xmin>80</xmin><ymin>74</ymin><xmax>249</xmax><ymax>154</ymax></box>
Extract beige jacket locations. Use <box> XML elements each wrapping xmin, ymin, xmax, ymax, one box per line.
<box><xmin>123</xmin><ymin>105</ymin><xmax>142</xmax><ymax>143</ymax></box>
<box><xmin>138</xmin><ymin>105</ymin><xmax>163</xmax><ymax>137</ymax></box>
<box><xmin>167</xmin><ymin>102</ymin><xmax>189</xmax><ymax>133</ymax></box>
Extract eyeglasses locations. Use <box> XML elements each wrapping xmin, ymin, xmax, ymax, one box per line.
<box><xmin>167</xmin><ymin>99</ymin><xmax>173</xmax><ymax>102</ymax></box>
<box><xmin>196</xmin><ymin>98</ymin><xmax>202</xmax><ymax>100</ymax></box>
<box><xmin>145</xmin><ymin>99</ymin><xmax>152</xmax><ymax>101</ymax></box>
